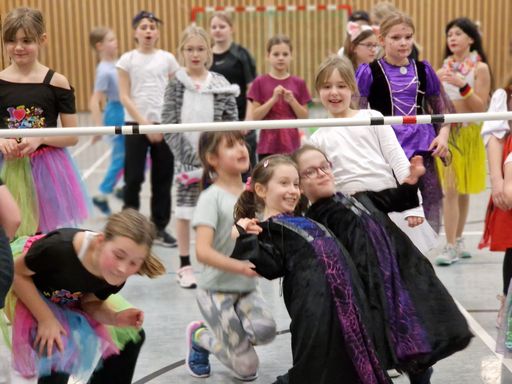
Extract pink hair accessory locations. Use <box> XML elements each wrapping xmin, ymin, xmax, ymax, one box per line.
<box><xmin>245</xmin><ymin>176</ymin><xmax>253</xmax><ymax>192</ymax></box>
<box><xmin>263</xmin><ymin>159</ymin><xmax>269</xmax><ymax>168</ymax></box>
<box><xmin>346</xmin><ymin>21</ymin><xmax>380</xmax><ymax>41</ymax></box>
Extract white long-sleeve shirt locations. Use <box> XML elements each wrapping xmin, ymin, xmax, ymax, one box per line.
<box><xmin>308</xmin><ymin>108</ymin><xmax>424</xmax><ymax>217</ymax></box>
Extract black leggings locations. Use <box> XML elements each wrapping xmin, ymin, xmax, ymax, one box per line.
<box><xmin>38</xmin><ymin>329</ymin><xmax>146</xmax><ymax>384</ymax></box>
<box><xmin>503</xmin><ymin>248</ymin><xmax>512</xmax><ymax>295</ymax></box>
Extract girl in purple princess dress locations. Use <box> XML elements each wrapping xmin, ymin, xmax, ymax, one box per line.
<box><xmin>356</xmin><ymin>12</ymin><xmax>452</xmax><ymax>234</ymax></box>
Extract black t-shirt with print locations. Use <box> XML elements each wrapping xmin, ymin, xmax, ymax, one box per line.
<box><xmin>25</xmin><ymin>228</ymin><xmax>123</xmax><ymax>305</ymax></box>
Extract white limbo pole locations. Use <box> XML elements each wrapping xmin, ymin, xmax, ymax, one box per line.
<box><xmin>0</xmin><ymin>111</ymin><xmax>512</xmax><ymax>138</ymax></box>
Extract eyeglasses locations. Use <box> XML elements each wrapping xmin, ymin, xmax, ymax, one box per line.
<box><xmin>300</xmin><ymin>161</ymin><xmax>333</xmax><ymax>179</ymax></box>
<box><xmin>358</xmin><ymin>43</ymin><xmax>379</xmax><ymax>50</ymax></box>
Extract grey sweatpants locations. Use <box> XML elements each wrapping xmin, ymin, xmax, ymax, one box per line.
<box><xmin>196</xmin><ymin>288</ymin><xmax>277</xmax><ymax>377</ymax></box>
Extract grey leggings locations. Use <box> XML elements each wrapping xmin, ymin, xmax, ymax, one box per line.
<box><xmin>196</xmin><ymin>288</ymin><xmax>276</xmax><ymax>377</ymax></box>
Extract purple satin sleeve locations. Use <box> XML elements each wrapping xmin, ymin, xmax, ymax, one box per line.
<box><xmin>356</xmin><ymin>63</ymin><xmax>373</xmax><ymax>98</ymax></box>
<box><xmin>423</xmin><ymin>61</ymin><xmax>441</xmax><ymax>96</ymax></box>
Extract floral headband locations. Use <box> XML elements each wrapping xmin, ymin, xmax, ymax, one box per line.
<box><xmin>346</xmin><ymin>21</ymin><xmax>380</xmax><ymax>42</ymax></box>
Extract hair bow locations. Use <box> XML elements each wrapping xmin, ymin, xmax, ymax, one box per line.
<box><xmin>245</xmin><ymin>176</ymin><xmax>253</xmax><ymax>192</ymax></box>
<box><xmin>346</xmin><ymin>21</ymin><xmax>380</xmax><ymax>41</ymax></box>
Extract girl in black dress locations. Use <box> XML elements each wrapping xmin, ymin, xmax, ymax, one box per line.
<box><xmin>232</xmin><ymin>155</ymin><xmax>391</xmax><ymax>384</ymax></box>
<box><xmin>293</xmin><ymin>144</ymin><xmax>473</xmax><ymax>383</ymax></box>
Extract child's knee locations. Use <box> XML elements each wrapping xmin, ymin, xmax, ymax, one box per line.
<box><xmin>232</xmin><ymin>349</ymin><xmax>259</xmax><ymax>378</ymax></box>
<box><xmin>252</xmin><ymin>317</ymin><xmax>277</xmax><ymax>345</ymax></box>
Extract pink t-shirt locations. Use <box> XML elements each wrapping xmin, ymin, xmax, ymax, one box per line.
<box><xmin>248</xmin><ymin>74</ymin><xmax>311</xmax><ymax>154</ymax></box>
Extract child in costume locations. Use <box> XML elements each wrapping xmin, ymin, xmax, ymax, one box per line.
<box><xmin>2</xmin><ymin>209</ymin><xmax>165</xmax><ymax>383</ymax></box>
<box><xmin>0</xmin><ymin>7</ymin><xmax>88</xmax><ymax>237</ymax></box>
<box><xmin>356</xmin><ymin>12</ymin><xmax>452</xmax><ymax>234</ymax></box>
<box><xmin>309</xmin><ymin>55</ymin><xmax>437</xmax><ymax>254</ymax></box>
<box><xmin>89</xmin><ymin>26</ymin><xmax>125</xmax><ymax>216</ymax></box>
<box><xmin>186</xmin><ymin>131</ymin><xmax>275</xmax><ymax>380</ymax></box>
<box><xmin>436</xmin><ymin>17</ymin><xmax>491</xmax><ymax>265</ymax></box>
<box><xmin>232</xmin><ymin>155</ymin><xmax>391</xmax><ymax>384</ymax></box>
<box><xmin>162</xmin><ymin>25</ymin><xmax>239</xmax><ymax>289</ymax></box>
<box><xmin>294</xmin><ymin>144</ymin><xmax>473</xmax><ymax>384</ymax></box>
<box><xmin>247</xmin><ymin>35</ymin><xmax>311</xmax><ymax>159</ymax></box>
<box><xmin>479</xmin><ymin>86</ymin><xmax>512</xmax><ymax>337</ymax></box>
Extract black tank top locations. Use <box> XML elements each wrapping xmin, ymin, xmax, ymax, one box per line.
<box><xmin>0</xmin><ymin>69</ymin><xmax>76</xmax><ymax>129</ymax></box>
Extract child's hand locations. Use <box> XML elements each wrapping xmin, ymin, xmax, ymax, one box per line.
<box><xmin>236</xmin><ymin>218</ymin><xmax>262</xmax><ymax>235</ymax></box>
<box><xmin>237</xmin><ymin>260</ymin><xmax>259</xmax><ymax>277</ymax></box>
<box><xmin>0</xmin><ymin>138</ymin><xmax>21</xmax><ymax>159</ymax></box>
<box><xmin>114</xmin><ymin>308</ymin><xmax>144</xmax><ymax>329</ymax></box>
<box><xmin>429</xmin><ymin>132</ymin><xmax>449</xmax><ymax>158</ymax></box>
<box><xmin>282</xmin><ymin>89</ymin><xmax>296</xmax><ymax>104</ymax></box>
<box><xmin>491</xmin><ymin>178</ymin><xmax>510</xmax><ymax>211</ymax></box>
<box><xmin>406</xmin><ymin>216</ymin><xmax>424</xmax><ymax>227</ymax></box>
<box><xmin>403</xmin><ymin>156</ymin><xmax>426</xmax><ymax>185</ymax></box>
<box><xmin>17</xmin><ymin>137</ymin><xmax>43</xmax><ymax>157</ymax></box>
<box><xmin>35</xmin><ymin>317</ymin><xmax>67</xmax><ymax>357</ymax></box>
<box><xmin>272</xmin><ymin>85</ymin><xmax>285</xmax><ymax>101</ymax></box>
<box><xmin>146</xmin><ymin>133</ymin><xmax>163</xmax><ymax>144</ymax></box>
<box><xmin>438</xmin><ymin>68</ymin><xmax>466</xmax><ymax>88</ymax></box>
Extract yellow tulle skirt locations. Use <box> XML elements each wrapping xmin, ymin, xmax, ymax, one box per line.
<box><xmin>436</xmin><ymin>123</ymin><xmax>486</xmax><ymax>194</ymax></box>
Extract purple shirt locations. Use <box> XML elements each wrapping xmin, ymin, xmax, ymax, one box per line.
<box><xmin>356</xmin><ymin>60</ymin><xmax>441</xmax><ymax>158</ymax></box>
<box><xmin>248</xmin><ymin>74</ymin><xmax>311</xmax><ymax>154</ymax></box>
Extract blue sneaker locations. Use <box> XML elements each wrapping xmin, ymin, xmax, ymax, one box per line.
<box><xmin>186</xmin><ymin>321</ymin><xmax>210</xmax><ymax>378</ymax></box>
<box><xmin>92</xmin><ymin>196</ymin><xmax>111</xmax><ymax>216</ymax></box>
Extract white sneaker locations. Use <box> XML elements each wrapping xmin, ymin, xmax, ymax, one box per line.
<box><xmin>177</xmin><ymin>266</ymin><xmax>197</xmax><ymax>289</ymax></box>
<box><xmin>456</xmin><ymin>237</ymin><xmax>472</xmax><ymax>258</ymax></box>
<box><xmin>435</xmin><ymin>244</ymin><xmax>459</xmax><ymax>266</ymax></box>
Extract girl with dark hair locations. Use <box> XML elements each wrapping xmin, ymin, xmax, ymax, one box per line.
<box><xmin>435</xmin><ymin>17</ymin><xmax>491</xmax><ymax>265</ymax></box>
<box><xmin>186</xmin><ymin>131</ymin><xmax>276</xmax><ymax>381</ymax></box>
<box><xmin>232</xmin><ymin>155</ymin><xmax>392</xmax><ymax>384</ymax></box>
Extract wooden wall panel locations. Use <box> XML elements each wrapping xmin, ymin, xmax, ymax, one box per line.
<box><xmin>1</xmin><ymin>0</ymin><xmax>511</xmax><ymax>112</ymax></box>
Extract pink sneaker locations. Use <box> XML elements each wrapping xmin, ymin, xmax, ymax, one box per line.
<box><xmin>177</xmin><ymin>266</ymin><xmax>197</xmax><ymax>289</ymax></box>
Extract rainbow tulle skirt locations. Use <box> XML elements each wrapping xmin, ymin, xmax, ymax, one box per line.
<box><xmin>0</xmin><ymin>146</ymin><xmax>90</xmax><ymax>237</ymax></box>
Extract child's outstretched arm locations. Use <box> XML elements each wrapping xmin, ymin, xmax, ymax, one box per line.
<box><xmin>402</xmin><ymin>155</ymin><xmax>426</xmax><ymax>185</ymax></box>
<box><xmin>81</xmin><ymin>294</ymin><xmax>144</xmax><ymax>328</ymax></box>
<box><xmin>12</xmin><ymin>255</ymin><xmax>67</xmax><ymax>356</ymax></box>
<box><xmin>196</xmin><ymin>225</ymin><xmax>258</xmax><ymax>277</ymax></box>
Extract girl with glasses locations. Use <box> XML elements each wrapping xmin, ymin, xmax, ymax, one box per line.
<box><xmin>293</xmin><ymin>144</ymin><xmax>473</xmax><ymax>384</ymax></box>
<box><xmin>339</xmin><ymin>21</ymin><xmax>380</xmax><ymax>70</ymax></box>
